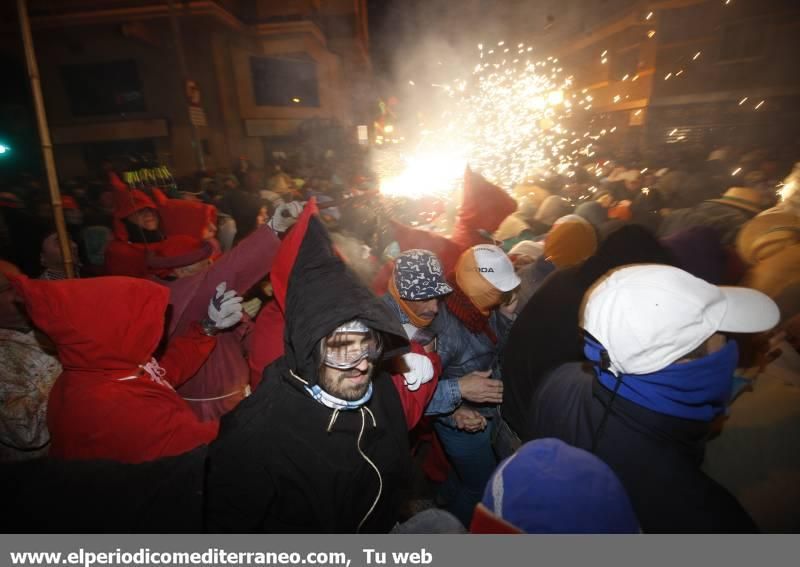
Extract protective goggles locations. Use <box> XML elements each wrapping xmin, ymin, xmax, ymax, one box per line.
<box><xmin>322</xmin><ymin>321</ymin><xmax>383</xmax><ymax>370</ymax></box>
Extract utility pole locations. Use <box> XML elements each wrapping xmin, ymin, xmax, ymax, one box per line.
<box><xmin>167</xmin><ymin>0</ymin><xmax>206</xmax><ymax>172</ymax></box>
<box><xmin>17</xmin><ymin>0</ymin><xmax>76</xmax><ymax>278</ymax></box>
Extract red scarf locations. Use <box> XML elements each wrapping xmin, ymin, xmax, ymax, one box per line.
<box><xmin>444</xmin><ymin>277</ymin><xmax>497</xmax><ymax>344</ymax></box>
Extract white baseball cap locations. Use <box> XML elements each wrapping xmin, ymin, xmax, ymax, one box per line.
<box><xmin>471</xmin><ymin>245</ymin><xmax>521</xmax><ymax>292</ymax></box>
<box><xmin>582</xmin><ymin>264</ymin><xmax>780</xmax><ymax>375</ymax></box>
<box><xmin>508</xmin><ymin>240</ymin><xmax>544</xmax><ymax>260</ymax></box>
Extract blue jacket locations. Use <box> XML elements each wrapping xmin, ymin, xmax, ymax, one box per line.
<box><xmin>424</xmin><ymin>303</ymin><xmax>513</xmax><ymax>427</ymax></box>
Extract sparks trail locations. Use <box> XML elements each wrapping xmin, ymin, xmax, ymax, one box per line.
<box><xmin>377</xmin><ymin>42</ymin><xmax>606</xmax><ymax>198</ymax></box>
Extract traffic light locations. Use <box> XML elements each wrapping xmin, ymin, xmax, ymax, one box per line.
<box><xmin>0</xmin><ymin>143</ymin><xmax>10</xmax><ymax>156</ymax></box>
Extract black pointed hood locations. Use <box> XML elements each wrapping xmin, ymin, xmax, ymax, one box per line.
<box><xmin>270</xmin><ymin>199</ymin><xmax>408</xmax><ymax>384</ymax></box>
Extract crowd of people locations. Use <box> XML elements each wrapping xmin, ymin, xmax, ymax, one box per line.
<box><xmin>0</xmin><ymin>143</ymin><xmax>798</xmax><ymax>533</ymax></box>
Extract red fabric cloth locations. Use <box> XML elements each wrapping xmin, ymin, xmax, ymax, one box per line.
<box><xmin>469</xmin><ymin>503</ymin><xmax>522</xmax><ymax>534</ymax></box>
<box><xmin>104</xmin><ymin>239</ymin><xmax>160</xmax><ymax>278</ymax></box>
<box><xmin>270</xmin><ymin>198</ymin><xmax>319</xmax><ymax>310</ymax></box>
<box><xmin>450</xmin><ymin>168</ymin><xmax>517</xmax><ymax>250</ymax></box>
<box><xmin>389</xmin><ymin>342</ymin><xmax>440</xmax><ymax>430</ymax></box>
<box><xmin>249</xmin><ymin>201</ymin><xmax>321</xmax><ymax>388</ymax></box>
<box><xmin>159</xmin><ymin>199</ymin><xmax>216</xmax><ymax>240</ymax></box>
<box><xmin>248</xmin><ymin>299</ymin><xmax>285</xmax><ymax>390</ymax></box>
<box><xmin>10</xmin><ymin>275</ymin><xmax>218</xmax><ymax>463</ymax></box>
<box><xmin>411</xmin><ymin>417</ymin><xmax>451</xmax><ymax>484</ymax></box>
<box><xmin>162</xmin><ymin>225</ymin><xmax>281</xmax><ymax>420</ymax></box>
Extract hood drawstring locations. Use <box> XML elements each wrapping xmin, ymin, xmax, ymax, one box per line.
<box><xmin>116</xmin><ymin>357</ymin><xmax>173</xmax><ymax>390</ymax></box>
<box><xmin>289</xmin><ymin>370</ymin><xmax>383</xmax><ymax>532</ymax></box>
<box><xmin>585</xmin><ymin>339</ymin><xmax>623</xmax><ymax>453</ymax></box>
<box><xmin>326</xmin><ymin>409</ymin><xmax>341</xmax><ymax>433</ymax></box>
<box><xmin>140</xmin><ymin>358</ymin><xmax>173</xmax><ymax>390</ymax></box>
<box><xmin>356</xmin><ymin>406</ymin><xmax>382</xmax><ymax>534</ymax></box>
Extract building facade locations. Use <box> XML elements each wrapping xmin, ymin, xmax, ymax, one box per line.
<box><xmin>1</xmin><ymin>0</ymin><xmax>371</xmax><ymax>177</ymax></box>
<box><xmin>543</xmin><ymin>0</ymin><xmax>800</xmax><ymax>157</ymax></box>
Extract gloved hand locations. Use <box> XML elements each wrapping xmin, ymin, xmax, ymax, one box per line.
<box><xmin>203</xmin><ymin>282</ymin><xmax>243</xmax><ymax>334</ymax></box>
<box><xmin>268</xmin><ymin>201</ymin><xmax>305</xmax><ymax>233</ymax></box>
<box><xmin>401</xmin><ymin>352</ymin><xmax>434</xmax><ymax>391</ymax></box>
<box><xmin>242</xmin><ymin>297</ymin><xmax>263</xmax><ymax>319</ymax></box>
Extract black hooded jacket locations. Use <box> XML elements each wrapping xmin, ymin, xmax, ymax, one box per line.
<box><xmin>204</xmin><ymin>201</ymin><xmax>411</xmax><ymax>533</ymax></box>
<box><xmin>501</xmin><ymin>225</ymin><xmax>677</xmax><ymax>440</ymax></box>
<box><xmin>527</xmin><ymin>363</ymin><xmax>757</xmax><ymax>533</ymax></box>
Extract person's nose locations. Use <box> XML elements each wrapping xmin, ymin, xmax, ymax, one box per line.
<box><xmin>354</xmin><ymin>357</ymin><xmax>370</xmax><ymax>372</ymax></box>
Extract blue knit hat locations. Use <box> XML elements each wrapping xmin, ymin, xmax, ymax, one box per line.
<box><xmin>471</xmin><ymin>439</ymin><xmax>640</xmax><ymax>533</ymax></box>
<box><xmin>393</xmin><ymin>249</ymin><xmax>453</xmax><ymax>301</ymax></box>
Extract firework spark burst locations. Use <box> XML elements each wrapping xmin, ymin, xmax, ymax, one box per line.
<box><xmin>377</xmin><ymin>43</ymin><xmax>600</xmax><ymax>198</ymax></box>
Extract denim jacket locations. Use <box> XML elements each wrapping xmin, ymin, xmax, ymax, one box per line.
<box><xmin>424</xmin><ymin>303</ymin><xmax>513</xmax><ymax>428</ymax></box>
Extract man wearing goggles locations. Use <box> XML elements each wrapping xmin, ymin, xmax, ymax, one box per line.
<box><xmin>206</xmin><ymin>201</ymin><xmax>441</xmax><ymax>534</ymax></box>
<box><xmin>317</xmin><ymin>320</ymin><xmax>383</xmax><ymax>404</ymax></box>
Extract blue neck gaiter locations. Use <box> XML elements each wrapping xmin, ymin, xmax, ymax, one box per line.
<box><xmin>305</xmin><ymin>382</ymin><xmax>373</xmax><ymax>411</ymax></box>
<box><xmin>584</xmin><ymin>337</ymin><xmax>739</xmax><ymax>422</ymax></box>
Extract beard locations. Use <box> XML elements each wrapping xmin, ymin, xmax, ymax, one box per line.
<box><xmin>319</xmin><ymin>363</ymin><xmax>374</xmax><ymax>401</ymax></box>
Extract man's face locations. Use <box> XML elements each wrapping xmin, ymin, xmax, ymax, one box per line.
<box><xmin>40</xmin><ymin>233</ymin><xmax>78</xmax><ymax>271</ymax></box>
<box><xmin>127</xmin><ymin>208</ymin><xmax>159</xmax><ymax>231</ymax></box>
<box><xmin>319</xmin><ymin>332</ymin><xmax>377</xmax><ymax>401</ymax></box>
<box><xmin>405</xmin><ymin>298</ymin><xmax>439</xmax><ymax>323</ymax></box>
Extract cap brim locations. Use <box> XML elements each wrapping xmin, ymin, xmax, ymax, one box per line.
<box><xmin>718</xmin><ymin>287</ymin><xmax>780</xmax><ymax>333</ymax></box>
<box><xmin>399</xmin><ymin>282</ymin><xmax>453</xmax><ymax>301</ymax></box>
<box><xmin>495</xmin><ymin>272</ymin><xmax>522</xmax><ymax>293</ymax></box>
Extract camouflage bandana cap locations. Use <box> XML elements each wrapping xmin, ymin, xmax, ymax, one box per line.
<box><xmin>394</xmin><ymin>249</ymin><xmax>453</xmax><ymax>301</ymax></box>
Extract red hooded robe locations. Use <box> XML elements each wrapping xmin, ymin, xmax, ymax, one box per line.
<box><xmin>10</xmin><ymin>275</ymin><xmax>219</xmax><ymax>463</ymax></box>
<box><xmin>104</xmin><ymin>172</ymin><xmax>218</xmax><ymax>277</ymax></box>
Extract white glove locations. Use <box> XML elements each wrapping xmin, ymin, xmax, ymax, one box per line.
<box><xmin>207</xmin><ymin>282</ymin><xmax>244</xmax><ymax>331</ymax></box>
<box><xmin>269</xmin><ymin>201</ymin><xmax>305</xmax><ymax>233</ymax></box>
<box><xmin>401</xmin><ymin>352</ymin><xmax>435</xmax><ymax>392</ymax></box>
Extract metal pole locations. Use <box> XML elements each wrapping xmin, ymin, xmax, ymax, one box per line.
<box><xmin>16</xmin><ymin>0</ymin><xmax>76</xmax><ymax>278</ymax></box>
<box><xmin>167</xmin><ymin>0</ymin><xmax>206</xmax><ymax>172</ymax></box>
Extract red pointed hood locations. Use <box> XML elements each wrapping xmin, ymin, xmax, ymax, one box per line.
<box><xmin>9</xmin><ymin>274</ymin><xmax>169</xmax><ymax>373</ymax></box>
<box><xmin>389</xmin><ymin>220</ymin><xmax>463</xmax><ymax>274</ymax></box>
<box><xmin>270</xmin><ymin>198</ymin><xmax>320</xmax><ymax>311</ymax></box>
<box><xmin>269</xmin><ymin>199</ymin><xmax>408</xmax><ymax>383</ymax></box>
<box><xmin>451</xmin><ymin>167</ymin><xmax>517</xmax><ymax>249</ymax></box>
<box><xmin>108</xmin><ymin>171</ymin><xmax>172</xmax><ymax>241</ymax></box>
<box><xmin>386</xmin><ymin>169</ymin><xmax>516</xmax><ymax>273</ymax></box>
<box><xmin>110</xmin><ymin>172</ymin><xmax>162</xmax><ymax>241</ymax></box>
